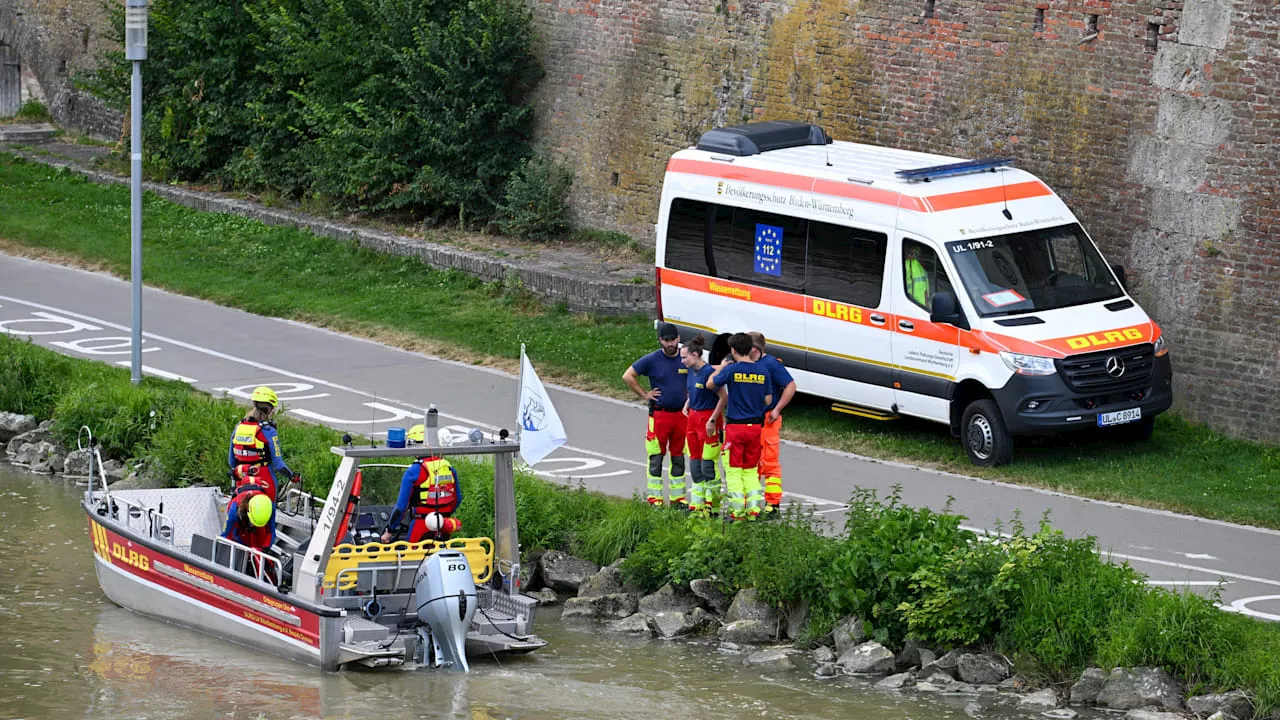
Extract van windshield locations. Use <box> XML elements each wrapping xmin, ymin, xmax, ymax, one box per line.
<box><xmin>945</xmin><ymin>223</ymin><xmax>1123</xmax><ymax>317</ymax></box>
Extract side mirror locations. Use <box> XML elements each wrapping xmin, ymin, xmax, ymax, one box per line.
<box><xmin>930</xmin><ymin>291</ymin><xmax>970</xmax><ymax>330</ymax></box>
<box><xmin>1111</xmin><ymin>263</ymin><xmax>1128</xmax><ymax>290</ymax></box>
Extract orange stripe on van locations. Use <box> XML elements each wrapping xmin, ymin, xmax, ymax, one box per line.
<box><xmin>925</xmin><ymin>181</ymin><xmax>1052</xmax><ymax>212</ymax></box>
<box><xmin>659</xmin><ymin>268</ymin><xmax>805</xmax><ymax>311</ymax></box>
<box><xmin>660</xmin><ymin>268</ymin><xmax>1160</xmax><ymax>361</ymax></box>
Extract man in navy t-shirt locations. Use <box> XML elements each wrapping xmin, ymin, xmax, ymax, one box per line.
<box><xmin>748</xmin><ymin>331</ymin><xmax>797</xmax><ymax>515</ymax></box>
<box><xmin>707</xmin><ymin>332</ymin><xmax>772</xmax><ymax>520</ymax></box>
<box><xmin>623</xmin><ymin>323</ymin><xmax>689</xmax><ymax>507</ymax></box>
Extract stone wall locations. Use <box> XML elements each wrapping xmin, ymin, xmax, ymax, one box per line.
<box><xmin>4</xmin><ymin>0</ymin><xmax>1277</xmax><ymax>441</ymax></box>
<box><xmin>529</xmin><ymin>0</ymin><xmax>1279</xmax><ymax>442</ymax></box>
<box><xmin>0</xmin><ymin>0</ymin><xmax>120</xmax><ymax>137</ymax></box>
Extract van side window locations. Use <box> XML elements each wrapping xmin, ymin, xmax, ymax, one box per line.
<box><xmin>725</xmin><ymin>208</ymin><xmax>807</xmax><ymax>291</ymax></box>
<box><xmin>902</xmin><ymin>239</ymin><xmax>952</xmax><ymax>312</ymax></box>
<box><xmin>806</xmin><ymin>221</ymin><xmax>888</xmax><ymax>308</ymax></box>
<box><xmin>664</xmin><ymin>199</ymin><xmax>731</xmax><ymax>276</ymax></box>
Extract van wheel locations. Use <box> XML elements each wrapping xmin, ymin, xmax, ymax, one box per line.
<box><xmin>961</xmin><ymin>399</ymin><xmax>1014</xmax><ymax>467</ymax></box>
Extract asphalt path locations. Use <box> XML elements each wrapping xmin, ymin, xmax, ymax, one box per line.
<box><xmin>3</xmin><ymin>252</ymin><xmax>1279</xmax><ymax>620</ymax></box>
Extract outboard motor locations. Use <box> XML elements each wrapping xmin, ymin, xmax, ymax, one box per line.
<box><xmin>414</xmin><ymin>551</ymin><xmax>476</xmax><ymax>671</ymax></box>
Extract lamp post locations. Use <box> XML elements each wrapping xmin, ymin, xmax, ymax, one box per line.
<box><xmin>125</xmin><ymin>0</ymin><xmax>147</xmax><ymax>384</ymax></box>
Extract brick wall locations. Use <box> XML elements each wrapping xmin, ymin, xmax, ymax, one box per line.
<box><xmin>0</xmin><ymin>0</ymin><xmax>121</xmax><ymax>138</ymax></box>
<box><xmin>530</xmin><ymin>0</ymin><xmax>1279</xmax><ymax>443</ymax></box>
<box><xmin>6</xmin><ymin>0</ymin><xmax>1277</xmax><ymax>441</ymax></box>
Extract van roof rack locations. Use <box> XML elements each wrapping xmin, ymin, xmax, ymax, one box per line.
<box><xmin>894</xmin><ymin>157</ymin><xmax>1015</xmax><ymax>182</ymax></box>
<box><xmin>696</xmin><ymin>121</ymin><xmax>832</xmax><ymax>157</ymax></box>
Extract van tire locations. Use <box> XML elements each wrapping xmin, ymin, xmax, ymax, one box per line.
<box><xmin>961</xmin><ymin>399</ymin><xmax>1013</xmax><ymax>467</ymax></box>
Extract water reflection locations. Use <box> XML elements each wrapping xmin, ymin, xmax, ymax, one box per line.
<box><xmin>1</xmin><ymin>463</ymin><xmax>1043</xmax><ymax>720</ymax></box>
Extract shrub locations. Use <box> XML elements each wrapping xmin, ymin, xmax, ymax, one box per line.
<box><xmin>997</xmin><ymin>533</ymin><xmax>1147</xmax><ymax>681</ymax></box>
<box><xmin>0</xmin><ymin>335</ymin><xmax>103</xmax><ymax>417</ymax></box>
<box><xmin>84</xmin><ymin>0</ymin><xmax>542</xmax><ymax>222</ymax></box>
<box><xmin>16</xmin><ymin>100</ymin><xmax>50</xmax><ymax>121</ymax></box>
<box><xmin>496</xmin><ymin>154</ymin><xmax>575</xmax><ymax>240</ymax></box>
<box><xmin>814</xmin><ymin>486</ymin><xmax>974</xmax><ymax>645</ymax></box>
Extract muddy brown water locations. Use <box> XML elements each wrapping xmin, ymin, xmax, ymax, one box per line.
<box><xmin>0</xmin><ymin>464</ymin><xmax>1063</xmax><ymax>720</ymax></box>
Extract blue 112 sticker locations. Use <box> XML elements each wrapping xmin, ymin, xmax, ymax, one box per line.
<box><xmin>754</xmin><ymin>223</ymin><xmax>783</xmax><ymax>277</ymax></box>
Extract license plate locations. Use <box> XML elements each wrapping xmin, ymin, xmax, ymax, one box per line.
<box><xmin>1098</xmin><ymin>408</ymin><xmax>1142</xmax><ymax>427</ymax></box>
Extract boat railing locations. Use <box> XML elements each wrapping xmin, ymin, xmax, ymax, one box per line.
<box><xmin>98</xmin><ymin>493</ymin><xmax>177</xmax><ymax>546</ymax></box>
<box><xmin>212</xmin><ymin>535</ymin><xmax>284</xmax><ymax>586</ymax></box>
<box><xmin>279</xmin><ymin>486</ymin><xmax>323</xmax><ymax>524</ymax></box>
<box><xmin>79</xmin><ymin>426</ymin><xmax>111</xmax><ymax>496</ymax></box>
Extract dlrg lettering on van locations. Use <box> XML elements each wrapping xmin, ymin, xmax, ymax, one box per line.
<box><xmin>653</xmin><ymin>121</ymin><xmax>1172</xmax><ymax>466</ymax></box>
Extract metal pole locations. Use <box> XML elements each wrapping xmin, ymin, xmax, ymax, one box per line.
<box><xmin>130</xmin><ymin>59</ymin><xmax>142</xmax><ymax>385</ymax></box>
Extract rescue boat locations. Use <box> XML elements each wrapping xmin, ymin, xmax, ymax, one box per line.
<box><xmin>82</xmin><ymin>427</ymin><xmax>545</xmax><ymax>671</ymax></box>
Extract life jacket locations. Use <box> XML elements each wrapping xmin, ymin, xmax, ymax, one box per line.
<box><xmin>231</xmin><ymin>419</ymin><xmax>271</xmax><ymax>467</ymax></box>
<box><xmin>412</xmin><ymin>457</ymin><xmax>459</xmax><ymax>516</ymax></box>
<box><xmin>225</xmin><ymin>485</ymin><xmax>273</xmax><ymax>550</ymax></box>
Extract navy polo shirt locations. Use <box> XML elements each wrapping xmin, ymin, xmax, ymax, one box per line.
<box><xmin>758</xmin><ymin>354</ymin><xmax>794</xmax><ymax>412</ymax></box>
<box><xmin>711</xmin><ymin>361</ymin><xmax>770</xmax><ymax>422</ymax></box>
<box><xmin>686</xmin><ymin>364</ymin><xmax>719</xmax><ymax>411</ymax></box>
<box><xmin>631</xmin><ymin>349</ymin><xmax>688</xmax><ymax>411</ymax></box>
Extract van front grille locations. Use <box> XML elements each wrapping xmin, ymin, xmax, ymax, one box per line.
<box><xmin>1056</xmin><ymin>344</ymin><xmax>1155</xmax><ymax>394</ymax></box>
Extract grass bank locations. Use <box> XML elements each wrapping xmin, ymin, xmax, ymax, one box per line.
<box><xmin>1</xmin><ymin>153</ymin><xmax>1277</xmax><ymax>527</ymax></box>
<box><xmin>5</xmin><ymin>332</ymin><xmax>1280</xmax><ymax>715</ymax></box>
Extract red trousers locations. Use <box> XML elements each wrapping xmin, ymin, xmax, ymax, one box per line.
<box><xmin>646</xmin><ymin>409</ymin><xmax>687</xmax><ymax>456</ymax></box>
<box><xmin>725</xmin><ymin>423</ymin><xmax>763</xmax><ymax>469</ymax></box>
<box><xmin>684</xmin><ymin>409</ymin><xmax>722</xmax><ymax>459</ymax></box>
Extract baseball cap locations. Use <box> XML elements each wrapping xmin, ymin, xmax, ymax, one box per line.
<box><xmin>657</xmin><ymin>322</ymin><xmax>679</xmax><ymax>340</ymax></box>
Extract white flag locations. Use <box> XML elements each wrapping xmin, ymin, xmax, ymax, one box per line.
<box><xmin>517</xmin><ymin>347</ymin><xmax>567</xmax><ymax>466</ymax></box>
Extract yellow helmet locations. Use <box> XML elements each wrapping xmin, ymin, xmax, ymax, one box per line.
<box><xmin>407</xmin><ymin>424</ymin><xmax>425</xmax><ymax>443</ymax></box>
<box><xmin>250</xmin><ymin>386</ymin><xmax>279</xmax><ymax>408</ymax></box>
<box><xmin>247</xmin><ymin>494</ymin><xmax>273</xmax><ymax>527</ymax></box>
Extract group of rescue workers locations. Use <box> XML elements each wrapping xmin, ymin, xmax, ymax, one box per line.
<box><xmin>218</xmin><ymin>323</ymin><xmax>796</xmax><ymax>580</ymax></box>
<box><xmin>221</xmin><ymin>386</ymin><xmax>464</xmax><ymax>581</ymax></box>
<box><xmin>624</xmin><ymin>323</ymin><xmax>797</xmax><ymax>521</ymax></box>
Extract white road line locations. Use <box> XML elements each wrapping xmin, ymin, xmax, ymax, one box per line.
<box><xmin>1146</xmin><ymin>581</ymin><xmax>1233</xmax><ymax>586</ymax></box>
<box><xmin>113</xmin><ymin>362</ymin><xmax>197</xmax><ymax>383</ymax></box>
<box><xmin>1109</xmin><ymin>552</ymin><xmax>1280</xmax><ymax>589</ymax></box>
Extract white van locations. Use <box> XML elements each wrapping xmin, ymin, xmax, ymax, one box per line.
<box><xmin>653</xmin><ymin>121</ymin><xmax>1172</xmax><ymax>466</ymax></box>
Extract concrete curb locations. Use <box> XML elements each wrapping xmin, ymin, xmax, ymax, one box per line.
<box><xmin>5</xmin><ymin>145</ymin><xmax>657</xmax><ymax>317</ymax></box>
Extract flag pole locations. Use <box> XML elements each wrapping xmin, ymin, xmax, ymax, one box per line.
<box><xmin>516</xmin><ymin>343</ymin><xmax>526</xmax><ymax>441</ymax></box>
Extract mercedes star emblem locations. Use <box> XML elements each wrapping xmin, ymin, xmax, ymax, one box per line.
<box><xmin>1105</xmin><ymin>355</ymin><xmax>1126</xmax><ymax>378</ymax></box>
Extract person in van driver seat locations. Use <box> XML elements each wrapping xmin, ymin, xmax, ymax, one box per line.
<box><xmin>905</xmin><ymin>244</ymin><xmax>931</xmax><ymax>309</ymax></box>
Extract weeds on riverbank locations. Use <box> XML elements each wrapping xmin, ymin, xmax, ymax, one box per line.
<box><xmin>5</xmin><ymin>333</ymin><xmax>1280</xmax><ymax>714</ymax></box>
<box><xmin>1</xmin><ymin>152</ymin><xmax>1276</xmax><ymax>527</ymax></box>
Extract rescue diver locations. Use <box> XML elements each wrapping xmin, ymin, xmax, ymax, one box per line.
<box><xmin>222</xmin><ymin>486</ymin><xmax>277</xmax><ymax>581</ymax></box>
<box><xmin>381</xmin><ymin>429</ymin><xmax>464</xmax><ymax>544</ymax></box>
<box><xmin>623</xmin><ymin>322</ymin><xmax>689</xmax><ymax>508</ymax></box>
<box><xmin>227</xmin><ymin>385</ymin><xmax>300</xmax><ymax>503</ymax></box>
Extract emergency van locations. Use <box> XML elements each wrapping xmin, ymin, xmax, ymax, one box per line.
<box><xmin>654</xmin><ymin>121</ymin><xmax>1172</xmax><ymax>466</ymax></box>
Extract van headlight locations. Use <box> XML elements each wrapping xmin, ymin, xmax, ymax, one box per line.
<box><xmin>999</xmin><ymin>351</ymin><xmax>1057</xmax><ymax>376</ymax></box>
<box><xmin>1153</xmin><ymin>336</ymin><xmax>1168</xmax><ymax>358</ymax></box>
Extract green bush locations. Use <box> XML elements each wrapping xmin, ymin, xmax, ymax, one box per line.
<box><xmin>814</xmin><ymin>486</ymin><xmax>974</xmax><ymax>645</ymax></box>
<box><xmin>15</xmin><ymin>100</ymin><xmax>50</xmax><ymax>121</ymax></box>
<box><xmin>1098</xmin><ymin>586</ymin><xmax>1235</xmax><ymax>691</ymax></box>
<box><xmin>82</xmin><ymin>0</ymin><xmax>542</xmax><ymax>222</ymax></box>
<box><xmin>496</xmin><ymin>154</ymin><xmax>575</xmax><ymax>239</ymax></box>
<box><xmin>995</xmin><ymin>540</ymin><xmax>1143</xmax><ymax>682</ymax></box>
<box><xmin>0</xmin><ymin>335</ymin><xmax>104</xmax><ymax>417</ymax></box>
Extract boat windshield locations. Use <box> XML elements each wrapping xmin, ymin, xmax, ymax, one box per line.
<box><xmin>945</xmin><ymin>223</ymin><xmax>1123</xmax><ymax>317</ymax></box>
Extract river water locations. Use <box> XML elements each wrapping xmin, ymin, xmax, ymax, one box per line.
<box><xmin>0</xmin><ymin>464</ymin><xmax>1046</xmax><ymax>720</ymax></box>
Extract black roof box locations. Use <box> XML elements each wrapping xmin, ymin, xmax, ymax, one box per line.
<box><xmin>695</xmin><ymin>121</ymin><xmax>832</xmax><ymax>157</ymax></box>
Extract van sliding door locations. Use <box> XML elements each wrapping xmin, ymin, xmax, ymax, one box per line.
<box><xmin>889</xmin><ymin>237</ymin><xmax>958</xmax><ymax>422</ymax></box>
